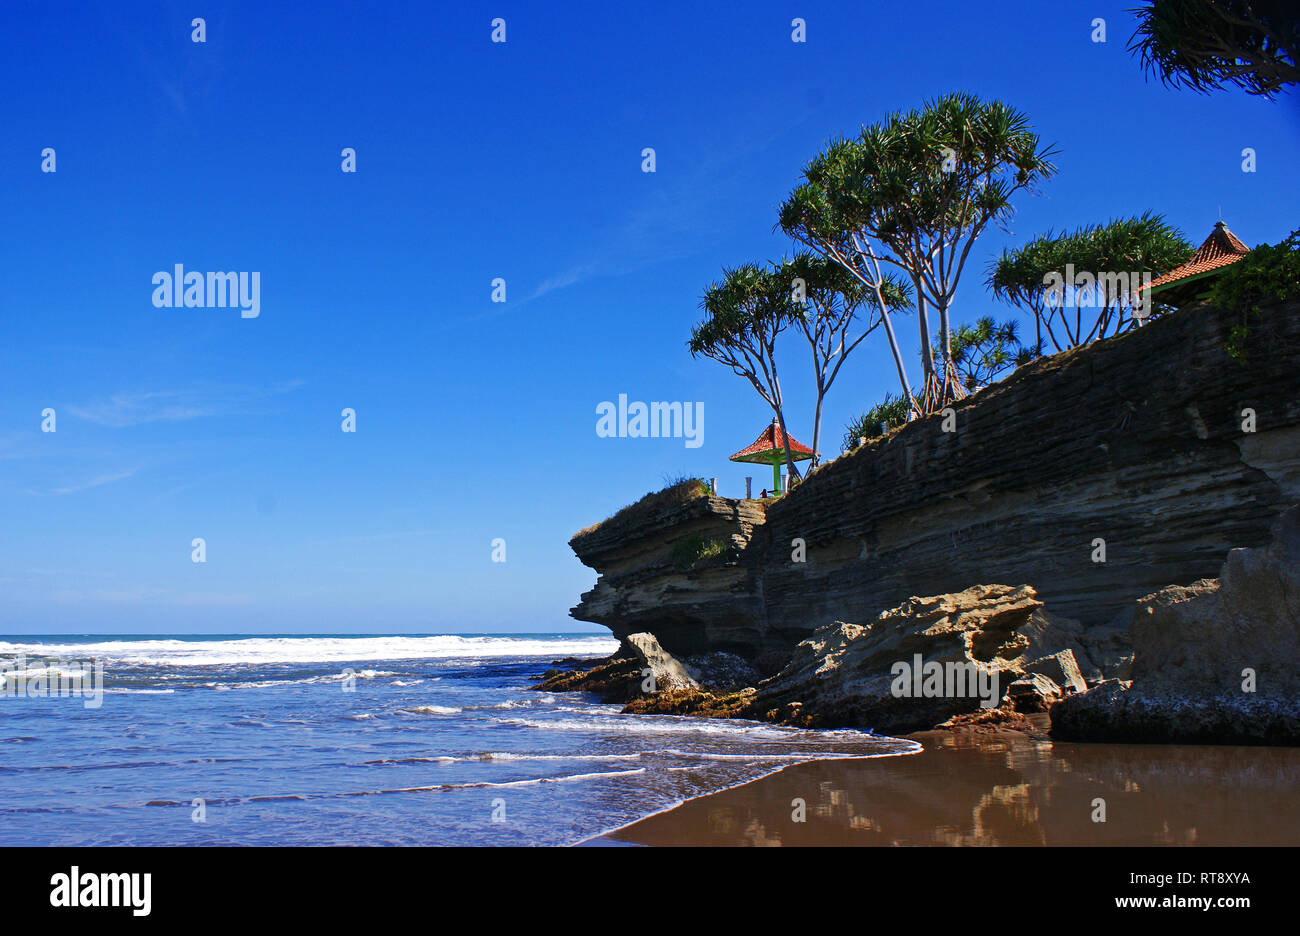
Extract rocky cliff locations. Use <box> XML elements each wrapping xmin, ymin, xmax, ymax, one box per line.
<box><xmin>571</xmin><ymin>298</ymin><xmax>1300</xmax><ymax>668</ymax></box>
<box><xmin>1050</xmin><ymin>504</ymin><xmax>1300</xmax><ymax>744</ymax></box>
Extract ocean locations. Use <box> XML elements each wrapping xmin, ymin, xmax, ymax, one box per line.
<box><xmin>0</xmin><ymin>634</ymin><xmax>917</xmax><ymax>846</ymax></box>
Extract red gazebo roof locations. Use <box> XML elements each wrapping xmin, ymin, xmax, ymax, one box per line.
<box><xmin>1146</xmin><ymin>221</ymin><xmax>1250</xmax><ymax>294</ymax></box>
<box><xmin>729</xmin><ymin>420</ymin><xmax>814</xmax><ymax>464</ymax></box>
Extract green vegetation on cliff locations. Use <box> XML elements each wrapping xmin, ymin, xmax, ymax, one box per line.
<box><xmin>574</xmin><ymin>477</ymin><xmax>710</xmax><ymax>540</ymax></box>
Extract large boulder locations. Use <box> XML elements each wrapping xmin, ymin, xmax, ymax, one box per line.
<box><xmin>1004</xmin><ymin>673</ymin><xmax>1064</xmax><ymax>713</ymax></box>
<box><xmin>746</xmin><ymin>584</ymin><xmax>1087</xmax><ymax>733</ymax></box>
<box><xmin>1023</xmin><ymin>650</ymin><xmax>1087</xmax><ymax>695</ymax></box>
<box><xmin>1052</xmin><ymin>505</ymin><xmax>1300</xmax><ymax>744</ymax></box>
<box><xmin>625</xmin><ymin>632</ymin><xmax>699</xmax><ymax>692</ymax></box>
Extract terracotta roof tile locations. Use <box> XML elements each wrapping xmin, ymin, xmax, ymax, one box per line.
<box><xmin>729</xmin><ymin>421</ymin><xmax>814</xmax><ymax>463</ymax></box>
<box><xmin>1146</xmin><ymin>222</ymin><xmax>1250</xmax><ymax>292</ymax></box>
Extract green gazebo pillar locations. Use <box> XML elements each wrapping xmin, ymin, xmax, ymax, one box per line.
<box><xmin>728</xmin><ymin>419</ymin><xmax>813</xmax><ymax>499</ymax></box>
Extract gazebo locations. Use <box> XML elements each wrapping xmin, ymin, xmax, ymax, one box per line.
<box><xmin>729</xmin><ymin>418</ymin><xmax>813</xmax><ymax>496</ymax></box>
<box><xmin>1144</xmin><ymin>221</ymin><xmax>1251</xmax><ymax>307</ymax></box>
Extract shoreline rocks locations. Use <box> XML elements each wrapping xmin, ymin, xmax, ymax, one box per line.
<box><xmin>1051</xmin><ymin>505</ymin><xmax>1300</xmax><ymax>745</ymax></box>
<box><xmin>539</xmin><ymin>584</ymin><xmax>1099</xmax><ymax>735</ymax></box>
<box><xmin>739</xmin><ymin>584</ymin><xmax>1091</xmax><ymax>733</ymax></box>
<box><xmin>542</xmin><ymin>505</ymin><xmax>1298</xmax><ymax>746</ymax></box>
<box><xmin>570</xmin><ymin>299</ymin><xmax>1300</xmax><ymax>665</ymax></box>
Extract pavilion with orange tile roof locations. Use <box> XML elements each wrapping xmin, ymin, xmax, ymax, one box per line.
<box><xmin>729</xmin><ymin>418</ymin><xmax>813</xmax><ymax>496</ymax></box>
<box><xmin>1144</xmin><ymin>221</ymin><xmax>1251</xmax><ymax>307</ymax></box>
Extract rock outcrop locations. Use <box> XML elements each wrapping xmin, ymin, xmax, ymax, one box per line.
<box><xmin>570</xmin><ymin>299</ymin><xmax>1300</xmax><ymax>667</ymax></box>
<box><xmin>1052</xmin><ymin>505</ymin><xmax>1300</xmax><ymax>744</ymax></box>
<box><xmin>1023</xmin><ymin>650</ymin><xmax>1088</xmax><ymax>695</ymax></box>
<box><xmin>741</xmin><ymin>584</ymin><xmax>1089</xmax><ymax>733</ymax></box>
<box><xmin>533</xmin><ymin>631</ymin><xmax>702</xmax><ymax>699</ymax></box>
<box><xmin>1004</xmin><ymin>674</ymin><xmax>1064</xmax><ymax>713</ymax></box>
<box><xmin>570</xmin><ymin>494</ymin><xmax>770</xmax><ymax>663</ymax></box>
<box><xmin>625</xmin><ymin>632</ymin><xmax>698</xmax><ymax>692</ymax></box>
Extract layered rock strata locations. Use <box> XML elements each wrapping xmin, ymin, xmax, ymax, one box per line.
<box><xmin>571</xmin><ymin>299</ymin><xmax>1300</xmax><ymax>667</ymax></box>
<box><xmin>1051</xmin><ymin>505</ymin><xmax>1300</xmax><ymax>744</ymax></box>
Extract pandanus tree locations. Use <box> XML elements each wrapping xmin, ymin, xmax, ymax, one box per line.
<box><xmin>689</xmin><ymin>255</ymin><xmax>907</xmax><ymax>479</ymax></box>
<box><xmin>689</xmin><ymin>264</ymin><xmax>804</xmax><ymax>484</ymax></box>
<box><xmin>779</xmin><ymin>252</ymin><xmax>911</xmax><ymax>468</ymax></box>
<box><xmin>780</xmin><ymin>92</ymin><xmax>1058</xmax><ymax>415</ymax></box>
<box><xmin>935</xmin><ymin>316</ymin><xmax>1035</xmax><ymax>393</ymax></box>
<box><xmin>988</xmin><ymin>214</ymin><xmax>1192</xmax><ymax>352</ymax></box>
<box><xmin>1128</xmin><ymin>0</ymin><xmax>1300</xmax><ymax>98</ymax></box>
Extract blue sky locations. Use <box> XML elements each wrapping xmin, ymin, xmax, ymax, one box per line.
<box><xmin>2</xmin><ymin>1</ymin><xmax>1297</xmax><ymax>633</ymax></box>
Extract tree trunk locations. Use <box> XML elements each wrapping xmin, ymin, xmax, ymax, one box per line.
<box><xmin>879</xmin><ymin>307</ymin><xmax>916</xmax><ymax>415</ymax></box>
<box><xmin>915</xmin><ymin>278</ymin><xmax>936</xmax><ymax>412</ymax></box>
<box><xmin>936</xmin><ymin>296</ymin><xmax>956</xmax><ymax>407</ymax></box>
<box><xmin>810</xmin><ymin>386</ymin><xmax>826</xmax><ymax>469</ymax></box>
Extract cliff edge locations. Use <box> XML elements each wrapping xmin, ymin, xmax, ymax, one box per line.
<box><xmin>570</xmin><ymin>298</ymin><xmax>1300</xmax><ymax>669</ymax></box>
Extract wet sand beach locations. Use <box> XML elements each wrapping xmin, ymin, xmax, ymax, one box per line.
<box><xmin>591</xmin><ymin>726</ymin><xmax>1300</xmax><ymax>846</ymax></box>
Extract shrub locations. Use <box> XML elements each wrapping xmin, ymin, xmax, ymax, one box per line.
<box><xmin>843</xmin><ymin>393</ymin><xmax>911</xmax><ymax>451</ymax></box>
<box><xmin>671</xmin><ymin>533</ymin><xmax>728</xmax><ymax>569</ymax></box>
<box><xmin>1209</xmin><ymin>228</ymin><xmax>1300</xmax><ymax>362</ymax></box>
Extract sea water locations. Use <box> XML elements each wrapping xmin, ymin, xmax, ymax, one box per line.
<box><xmin>0</xmin><ymin>634</ymin><xmax>917</xmax><ymax>845</ymax></box>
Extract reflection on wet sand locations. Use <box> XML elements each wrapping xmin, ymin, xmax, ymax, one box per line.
<box><xmin>597</xmin><ymin>727</ymin><xmax>1300</xmax><ymax>846</ymax></box>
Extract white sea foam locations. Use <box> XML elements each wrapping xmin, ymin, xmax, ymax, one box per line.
<box><xmin>0</xmin><ymin>635</ymin><xmax>618</xmax><ymax>667</ymax></box>
<box><xmin>201</xmin><ymin>669</ymin><xmax>405</xmax><ymax>691</ymax></box>
<box><xmin>103</xmin><ymin>688</ymin><xmax>176</xmax><ymax>695</ymax></box>
<box><xmin>495</xmin><ymin>715</ymin><xmax>874</xmax><ymax>741</ymax></box>
<box><xmin>475</xmin><ymin>751</ymin><xmax>644</xmax><ymax>762</ymax></box>
<box><xmin>659</xmin><ymin>748</ymin><xmax>864</xmax><ymax>762</ymax></box>
<box><xmin>401</xmin><ymin>705</ymin><xmax>462</xmax><ymax>715</ymax></box>
<box><xmin>364</xmin><ymin>752</ymin><xmax>645</xmax><ymax>766</ymax></box>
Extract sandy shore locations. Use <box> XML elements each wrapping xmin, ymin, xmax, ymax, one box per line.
<box><xmin>588</xmin><ymin>724</ymin><xmax>1300</xmax><ymax>846</ymax></box>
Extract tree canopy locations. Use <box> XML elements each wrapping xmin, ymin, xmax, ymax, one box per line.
<box><xmin>988</xmin><ymin>213</ymin><xmax>1192</xmax><ymax>351</ymax></box>
<box><xmin>779</xmin><ymin>92</ymin><xmax>1058</xmax><ymax>413</ymax></box>
<box><xmin>1128</xmin><ymin>0</ymin><xmax>1300</xmax><ymax>98</ymax></box>
<box><xmin>936</xmin><ymin>317</ymin><xmax>1035</xmax><ymax>392</ymax></box>
<box><xmin>689</xmin><ymin>262</ymin><xmax>804</xmax><ymax>483</ymax></box>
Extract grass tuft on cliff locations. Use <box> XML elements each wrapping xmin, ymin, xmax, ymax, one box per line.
<box><xmin>670</xmin><ymin>532</ymin><xmax>728</xmax><ymax>569</ymax></box>
<box><xmin>573</xmin><ymin>477</ymin><xmax>711</xmax><ymax>539</ymax></box>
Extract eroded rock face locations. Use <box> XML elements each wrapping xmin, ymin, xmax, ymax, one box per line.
<box><xmin>1024</xmin><ymin>650</ymin><xmax>1087</xmax><ymax>695</ymax></box>
<box><xmin>625</xmin><ymin>632</ymin><xmax>698</xmax><ymax>692</ymax></box>
<box><xmin>1004</xmin><ymin>674</ymin><xmax>1064</xmax><ymax>713</ymax></box>
<box><xmin>569</xmin><ymin>496</ymin><xmax>771</xmax><ymax>662</ymax></box>
<box><xmin>1052</xmin><ymin>505</ymin><xmax>1300</xmax><ymax>744</ymax></box>
<box><xmin>531</xmin><ymin>632</ymin><xmax>705</xmax><ymax>702</ymax></box>
<box><xmin>744</xmin><ymin>584</ymin><xmax>1088</xmax><ymax>733</ymax></box>
<box><xmin>682</xmin><ymin>651</ymin><xmax>763</xmax><ymax>691</ymax></box>
<box><xmin>570</xmin><ymin>299</ymin><xmax>1300</xmax><ymax>666</ymax></box>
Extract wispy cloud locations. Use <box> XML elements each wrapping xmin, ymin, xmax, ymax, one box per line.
<box><xmin>318</xmin><ymin>529</ymin><xmax>443</xmax><ymax>544</ymax></box>
<box><xmin>68</xmin><ymin>392</ymin><xmax>210</xmax><ymax>427</ymax></box>
<box><xmin>515</xmin><ymin>116</ymin><xmax>811</xmax><ymax>309</ymax></box>
<box><xmin>526</xmin><ymin>264</ymin><xmax>599</xmax><ymax>302</ymax></box>
<box><xmin>31</xmin><ymin>469</ymin><xmax>138</xmax><ymax>497</ymax></box>
<box><xmin>67</xmin><ymin>380</ymin><xmax>304</xmax><ymax>428</ymax></box>
<box><xmin>51</xmin><ymin>587</ymin><xmax>253</xmax><ymax>606</ymax></box>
